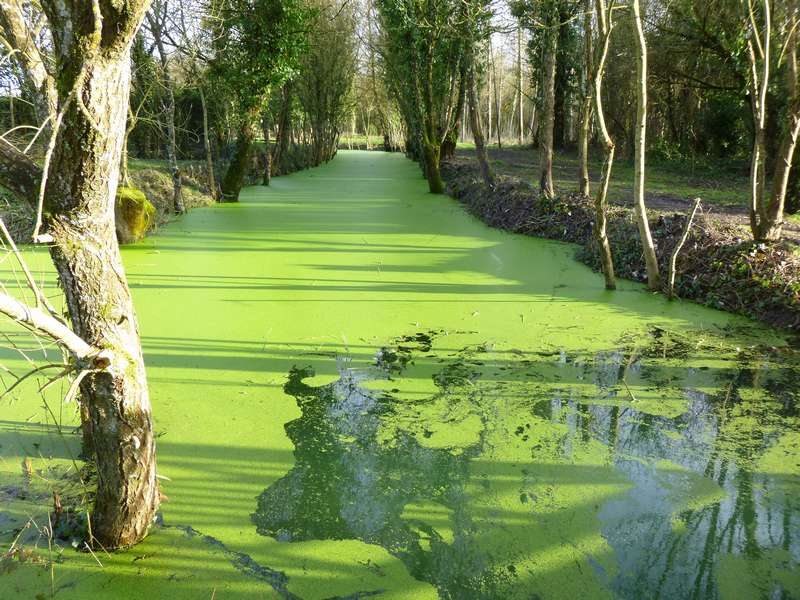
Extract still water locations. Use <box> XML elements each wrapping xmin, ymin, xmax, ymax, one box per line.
<box><xmin>0</xmin><ymin>151</ymin><xmax>797</xmax><ymax>599</ymax></box>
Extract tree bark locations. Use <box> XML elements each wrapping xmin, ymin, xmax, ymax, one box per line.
<box><xmin>491</xmin><ymin>43</ymin><xmax>502</xmax><ymax>149</ymax></box>
<box><xmin>423</xmin><ymin>141</ymin><xmax>444</xmax><ymax>193</ymax></box>
<box><xmin>36</xmin><ymin>0</ymin><xmax>159</xmax><ymax>549</ymax></box>
<box><xmin>631</xmin><ymin>0</ymin><xmax>660</xmax><ymax>290</ymax></box>
<box><xmin>539</xmin><ymin>3</ymin><xmax>558</xmax><ymax>199</ymax></box>
<box><xmin>0</xmin><ymin>137</ymin><xmax>40</xmax><ymax>199</ymax></box>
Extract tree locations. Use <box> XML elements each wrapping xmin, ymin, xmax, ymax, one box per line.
<box><xmin>513</xmin><ymin>0</ymin><xmax>562</xmax><ymax>198</ymax></box>
<box><xmin>467</xmin><ymin>58</ymin><xmax>495</xmax><ymax>188</ymax></box>
<box><xmin>539</xmin><ymin>2</ymin><xmax>558</xmax><ymax>198</ymax></box>
<box><xmin>146</xmin><ymin>0</ymin><xmax>185</xmax><ymax>214</ymax></box>
<box><xmin>577</xmin><ymin>0</ymin><xmax>593</xmax><ymax>196</ymax></box>
<box><xmin>742</xmin><ymin>0</ymin><xmax>800</xmax><ymax>241</ymax></box>
<box><xmin>211</xmin><ymin>0</ymin><xmax>307</xmax><ymax>201</ymax></box>
<box><xmin>296</xmin><ymin>0</ymin><xmax>358</xmax><ymax>167</ymax></box>
<box><xmin>631</xmin><ymin>0</ymin><xmax>660</xmax><ymax>290</ymax></box>
<box><xmin>121</xmin><ymin>32</ymin><xmax>159</xmax><ymax>187</ymax></box>
<box><xmin>591</xmin><ymin>0</ymin><xmax>617</xmax><ymax>289</ymax></box>
<box><xmin>0</xmin><ymin>0</ymin><xmax>159</xmax><ymax>549</ymax></box>
<box><xmin>461</xmin><ymin>0</ymin><xmax>495</xmax><ymax>186</ymax></box>
<box><xmin>376</xmin><ymin>0</ymin><xmax>467</xmax><ymax>193</ymax></box>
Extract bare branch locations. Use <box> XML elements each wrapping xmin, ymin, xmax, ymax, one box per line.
<box><xmin>0</xmin><ymin>290</ymin><xmax>110</xmax><ymax>368</ymax></box>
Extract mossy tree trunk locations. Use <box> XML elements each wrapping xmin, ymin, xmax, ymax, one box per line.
<box><xmin>221</xmin><ymin>109</ymin><xmax>258</xmax><ymax>202</ymax></box>
<box><xmin>422</xmin><ymin>141</ymin><xmax>444</xmax><ymax>193</ymax></box>
<box><xmin>37</xmin><ymin>0</ymin><xmax>158</xmax><ymax>549</ymax></box>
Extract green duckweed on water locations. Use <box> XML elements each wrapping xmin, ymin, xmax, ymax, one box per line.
<box><xmin>0</xmin><ymin>151</ymin><xmax>798</xmax><ymax>599</ymax></box>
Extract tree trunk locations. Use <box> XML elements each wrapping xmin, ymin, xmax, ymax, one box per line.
<box><xmin>749</xmin><ymin>0</ymin><xmax>799</xmax><ymax>241</ymax></box>
<box><xmin>164</xmin><ymin>83</ymin><xmax>184</xmax><ymax>214</ymax></box>
<box><xmin>274</xmin><ymin>84</ymin><xmax>292</xmax><ymax>173</ymax></box>
<box><xmin>761</xmin><ymin>109</ymin><xmax>800</xmax><ymax>239</ymax></box>
<box><xmin>148</xmin><ymin>12</ymin><xmax>184</xmax><ymax>214</ymax></box>
<box><xmin>491</xmin><ymin>44</ymin><xmax>502</xmax><ymax>149</ymax></box>
<box><xmin>539</xmin><ymin>4</ymin><xmax>558</xmax><ymax>199</ymax></box>
<box><xmin>221</xmin><ymin>114</ymin><xmax>256</xmax><ymax>202</ymax></box>
<box><xmin>39</xmin><ymin>2</ymin><xmax>159</xmax><ymax>549</ymax></box>
<box><xmin>631</xmin><ymin>0</ymin><xmax>660</xmax><ymax>290</ymax></box>
<box><xmin>467</xmin><ymin>63</ymin><xmax>495</xmax><ymax>188</ymax></box>
<box><xmin>487</xmin><ymin>68</ymin><xmax>493</xmax><ymax>143</ymax></box>
<box><xmin>592</xmin><ymin>0</ymin><xmax>616</xmax><ymax>290</ymax></box>
<box><xmin>517</xmin><ymin>25</ymin><xmax>524</xmax><ymax>146</ymax></box>
<box><xmin>262</xmin><ymin>113</ymin><xmax>272</xmax><ymax>186</ymax></box>
<box><xmin>199</xmin><ymin>85</ymin><xmax>218</xmax><ymax>200</ymax></box>
<box><xmin>578</xmin><ymin>0</ymin><xmax>593</xmax><ymax>197</ymax></box>
<box><xmin>120</xmin><ymin>125</ymin><xmax>132</xmax><ymax>188</ymax></box>
<box><xmin>423</xmin><ymin>142</ymin><xmax>444</xmax><ymax>193</ymax></box>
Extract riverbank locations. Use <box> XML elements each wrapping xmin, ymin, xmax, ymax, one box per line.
<box><xmin>442</xmin><ymin>159</ymin><xmax>800</xmax><ymax>331</ymax></box>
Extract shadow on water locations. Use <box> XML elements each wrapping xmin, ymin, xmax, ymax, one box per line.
<box><xmin>253</xmin><ymin>328</ymin><xmax>800</xmax><ymax>600</ymax></box>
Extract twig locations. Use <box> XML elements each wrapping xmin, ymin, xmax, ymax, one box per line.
<box><xmin>668</xmin><ymin>198</ymin><xmax>702</xmax><ymax>300</ymax></box>
<box><xmin>0</xmin><ymin>218</ymin><xmax>64</xmax><ymax>322</ymax></box>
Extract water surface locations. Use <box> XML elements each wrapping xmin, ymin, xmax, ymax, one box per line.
<box><xmin>0</xmin><ymin>151</ymin><xmax>797</xmax><ymax>599</ymax></box>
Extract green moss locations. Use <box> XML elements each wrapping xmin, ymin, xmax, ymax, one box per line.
<box><xmin>114</xmin><ymin>186</ymin><xmax>155</xmax><ymax>244</ymax></box>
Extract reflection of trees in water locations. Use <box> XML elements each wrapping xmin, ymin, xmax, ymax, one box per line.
<box><xmin>252</xmin><ymin>360</ymin><xmax>510</xmax><ymax>598</ymax></box>
<box><xmin>252</xmin><ymin>333</ymin><xmax>799</xmax><ymax>599</ymax></box>
<box><xmin>551</xmin><ymin>347</ymin><xmax>799</xmax><ymax>599</ymax></box>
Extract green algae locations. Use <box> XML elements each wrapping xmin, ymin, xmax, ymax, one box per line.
<box><xmin>0</xmin><ymin>151</ymin><xmax>798</xmax><ymax>599</ymax></box>
<box><xmin>716</xmin><ymin>549</ymin><xmax>800</xmax><ymax>600</ymax></box>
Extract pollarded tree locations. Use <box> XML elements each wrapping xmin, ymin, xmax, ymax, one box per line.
<box><xmin>376</xmin><ymin>0</ymin><xmax>468</xmax><ymax>193</ymax></box>
<box><xmin>0</xmin><ymin>0</ymin><xmax>159</xmax><ymax>549</ymax></box>
<box><xmin>211</xmin><ymin>0</ymin><xmax>308</xmax><ymax>201</ymax></box>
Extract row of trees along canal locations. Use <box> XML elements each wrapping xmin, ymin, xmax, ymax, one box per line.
<box><xmin>0</xmin><ymin>0</ymin><xmax>797</xmax><ymax>550</ymax></box>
